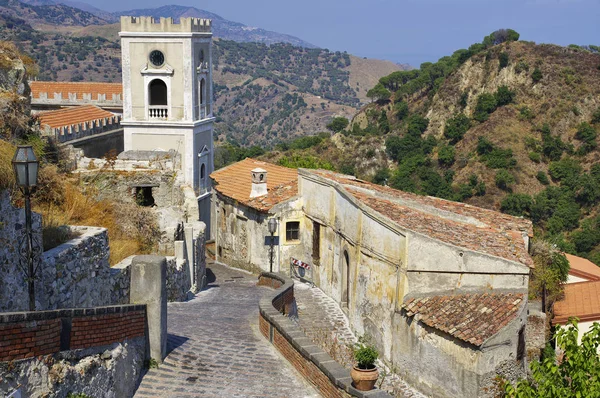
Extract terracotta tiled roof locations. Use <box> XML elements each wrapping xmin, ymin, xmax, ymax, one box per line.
<box><xmin>565</xmin><ymin>253</ymin><xmax>600</xmax><ymax>282</ymax></box>
<box><xmin>403</xmin><ymin>293</ymin><xmax>525</xmax><ymax>346</ymax></box>
<box><xmin>305</xmin><ymin>170</ymin><xmax>533</xmax><ymax>267</ymax></box>
<box><xmin>38</xmin><ymin>105</ymin><xmax>116</xmax><ymax>129</ymax></box>
<box><xmin>210</xmin><ymin>158</ymin><xmax>298</xmax><ymax>212</ymax></box>
<box><xmin>30</xmin><ymin>81</ymin><xmax>123</xmax><ymax>101</ymax></box>
<box><xmin>553</xmin><ymin>280</ymin><xmax>600</xmax><ymax>325</ymax></box>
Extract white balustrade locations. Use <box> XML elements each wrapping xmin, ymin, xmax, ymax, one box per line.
<box><xmin>149</xmin><ymin>106</ymin><xmax>169</xmax><ymax>119</ymax></box>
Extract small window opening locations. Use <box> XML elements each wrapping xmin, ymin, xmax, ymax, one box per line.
<box><xmin>149</xmin><ymin>79</ymin><xmax>167</xmax><ymax>105</ymax></box>
<box><xmin>286</xmin><ymin>221</ymin><xmax>300</xmax><ymax>241</ymax></box>
<box><xmin>517</xmin><ymin>325</ymin><xmax>526</xmax><ymax>361</ymax></box>
<box><xmin>200</xmin><ymin>163</ymin><xmax>206</xmax><ymax>180</ymax></box>
<box><xmin>135</xmin><ymin>186</ymin><xmax>155</xmax><ymax>207</ymax></box>
<box><xmin>312</xmin><ymin>222</ymin><xmax>321</xmax><ymax>263</ymax></box>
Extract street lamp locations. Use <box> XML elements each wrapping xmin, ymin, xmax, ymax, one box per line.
<box><xmin>268</xmin><ymin>218</ymin><xmax>277</xmax><ymax>273</ymax></box>
<box><xmin>12</xmin><ymin>145</ymin><xmax>39</xmax><ymax>311</ymax></box>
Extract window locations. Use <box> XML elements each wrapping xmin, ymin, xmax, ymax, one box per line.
<box><xmin>149</xmin><ymin>79</ymin><xmax>167</xmax><ymax>105</ymax></box>
<box><xmin>312</xmin><ymin>222</ymin><xmax>321</xmax><ymax>263</ymax></box>
<box><xmin>200</xmin><ymin>163</ymin><xmax>206</xmax><ymax>180</ymax></box>
<box><xmin>286</xmin><ymin>221</ymin><xmax>300</xmax><ymax>241</ymax></box>
<box><xmin>517</xmin><ymin>325</ymin><xmax>525</xmax><ymax>361</ymax></box>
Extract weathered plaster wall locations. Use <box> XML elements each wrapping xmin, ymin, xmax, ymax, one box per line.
<box><xmin>0</xmin><ymin>190</ymin><xmax>43</xmax><ymax>312</ymax></box>
<box><xmin>0</xmin><ymin>338</ymin><xmax>145</xmax><ymax>398</ymax></box>
<box><xmin>215</xmin><ymin>194</ymin><xmax>304</xmax><ymax>274</ymax></box>
<box><xmin>298</xmin><ymin>173</ymin><xmax>532</xmax><ymax>398</ymax></box>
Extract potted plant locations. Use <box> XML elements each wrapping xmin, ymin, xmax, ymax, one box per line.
<box><xmin>350</xmin><ymin>337</ymin><xmax>379</xmax><ymax>391</ymax></box>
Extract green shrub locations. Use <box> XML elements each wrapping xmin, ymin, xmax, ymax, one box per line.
<box><xmin>548</xmin><ymin>158</ymin><xmax>582</xmax><ymax>187</ymax></box>
<box><xmin>501</xmin><ymin>193</ymin><xmax>533</xmax><ymax>216</ymax></box>
<box><xmin>438</xmin><ymin>145</ymin><xmax>455</xmax><ymax>166</ymax></box>
<box><xmin>354</xmin><ymin>343</ymin><xmax>378</xmax><ymax>370</ymax></box>
<box><xmin>394</xmin><ymin>101</ymin><xmax>409</xmax><ymax>121</ymax></box>
<box><xmin>444</xmin><ymin>114</ymin><xmax>471</xmax><ymax>144</ymax></box>
<box><xmin>575</xmin><ymin>122</ymin><xmax>598</xmax><ymax>154</ymax></box>
<box><xmin>529</xmin><ymin>152</ymin><xmax>541</xmax><ymax>163</ymax></box>
<box><xmin>592</xmin><ymin>108</ymin><xmax>600</xmax><ymax>125</ymax></box>
<box><xmin>326</xmin><ymin>117</ymin><xmax>349</xmax><ymax>133</ymax></box>
<box><xmin>519</xmin><ymin>106</ymin><xmax>534</xmax><ymax>120</ymax></box>
<box><xmin>495</xmin><ymin>169</ymin><xmax>515</xmax><ymax>190</ymax></box>
<box><xmin>494</xmin><ymin>85</ymin><xmax>515</xmax><ymax>106</ymax></box>
<box><xmin>536</xmin><ymin>171</ymin><xmax>550</xmax><ymax>185</ymax></box>
<box><xmin>372</xmin><ymin>167</ymin><xmax>390</xmax><ymax>185</ymax></box>
<box><xmin>474</xmin><ymin>93</ymin><xmax>497</xmax><ymax>122</ymax></box>
<box><xmin>532</xmin><ymin>67</ymin><xmax>543</xmax><ymax>83</ymax></box>
<box><xmin>475</xmin><ymin>181</ymin><xmax>487</xmax><ymax>196</ymax></box>
<box><xmin>498</xmin><ymin>52</ymin><xmax>509</xmax><ymax>70</ymax></box>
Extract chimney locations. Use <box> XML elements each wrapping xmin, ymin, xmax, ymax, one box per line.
<box><xmin>250</xmin><ymin>168</ymin><xmax>268</xmax><ymax>198</ymax></box>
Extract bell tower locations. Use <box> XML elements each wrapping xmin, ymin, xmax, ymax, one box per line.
<box><xmin>120</xmin><ymin>16</ymin><xmax>214</xmax><ymax>232</ymax></box>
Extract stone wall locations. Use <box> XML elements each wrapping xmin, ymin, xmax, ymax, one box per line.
<box><xmin>40</xmin><ymin>226</ymin><xmax>129</xmax><ymax>310</ymax></box>
<box><xmin>0</xmin><ymin>338</ymin><xmax>145</xmax><ymax>398</ymax></box>
<box><xmin>0</xmin><ymin>191</ymin><xmax>42</xmax><ymax>313</ymax></box>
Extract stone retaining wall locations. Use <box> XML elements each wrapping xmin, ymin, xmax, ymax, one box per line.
<box><xmin>0</xmin><ymin>304</ymin><xmax>145</xmax><ymax>362</ymax></box>
<box><xmin>258</xmin><ymin>272</ymin><xmax>392</xmax><ymax>398</ymax></box>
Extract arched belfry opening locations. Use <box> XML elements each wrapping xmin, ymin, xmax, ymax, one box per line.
<box><xmin>149</xmin><ymin>79</ymin><xmax>167</xmax><ymax>105</ymax></box>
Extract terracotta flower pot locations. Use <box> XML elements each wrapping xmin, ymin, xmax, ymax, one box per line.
<box><xmin>351</xmin><ymin>365</ymin><xmax>379</xmax><ymax>391</ymax></box>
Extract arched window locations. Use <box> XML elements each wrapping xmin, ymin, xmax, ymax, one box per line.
<box><xmin>200</xmin><ymin>163</ymin><xmax>206</xmax><ymax>180</ymax></box>
<box><xmin>149</xmin><ymin>79</ymin><xmax>167</xmax><ymax>105</ymax></box>
<box><xmin>200</xmin><ymin>78</ymin><xmax>205</xmax><ymax>105</ymax></box>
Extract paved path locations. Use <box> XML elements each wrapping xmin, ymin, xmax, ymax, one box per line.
<box><xmin>134</xmin><ymin>263</ymin><xmax>320</xmax><ymax>398</ymax></box>
<box><xmin>294</xmin><ymin>283</ymin><xmax>428</xmax><ymax>398</ymax></box>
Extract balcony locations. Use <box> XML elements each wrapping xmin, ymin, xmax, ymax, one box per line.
<box><xmin>149</xmin><ymin>106</ymin><xmax>168</xmax><ymax>120</ymax></box>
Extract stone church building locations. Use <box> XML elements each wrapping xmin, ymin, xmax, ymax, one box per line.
<box><xmin>212</xmin><ymin>160</ymin><xmax>536</xmax><ymax>398</ymax></box>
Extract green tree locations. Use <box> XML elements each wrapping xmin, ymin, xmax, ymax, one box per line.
<box><xmin>378</xmin><ymin>111</ymin><xmax>390</xmax><ymax>134</ymax></box>
<box><xmin>575</xmin><ymin>122</ymin><xmax>598</xmax><ymax>154</ymax></box>
<box><xmin>444</xmin><ymin>114</ymin><xmax>471</xmax><ymax>144</ymax></box>
<box><xmin>505</xmin><ymin>319</ymin><xmax>600</xmax><ymax>398</ymax></box>
<box><xmin>536</xmin><ymin>171</ymin><xmax>550</xmax><ymax>185</ymax></box>
<box><xmin>326</xmin><ymin>117</ymin><xmax>349</xmax><ymax>133</ymax></box>
<box><xmin>500</xmin><ymin>193</ymin><xmax>533</xmax><ymax>216</ymax></box>
<box><xmin>366</xmin><ymin>83</ymin><xmax>391</xmax><ymax>103</ymax></box>
<box><xmin>592</xmin><ymin>108</ymin><xmax>600</xmax><ymax>125</ymax></box>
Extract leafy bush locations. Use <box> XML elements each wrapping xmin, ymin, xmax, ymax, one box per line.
<box><xmin>495</xmin><ymin>169</ymin><xmax>515</xmax><ymax>190</ymax></box>
<box><xmin>473</xmin><ymin>93</ymin><xmax>497</xmax><ymax>121</ymax></box>
<box><xmin>326</xmin><ymin>117</ymin><xmax>349</xmax><ymax>133</ymax></box>
<box><xmin>438</xmin><ymin>145</ymin><xmax>455</xmax><ymax>167</ymax></box>
<box><xmin>548</xmin><ymin>158</ymin><xmax>582</xmax><ymax>187</ymax></box>
<box><xmin>477</xmin><ymin>138</ymin><xmax>516</xmax><ymax>169</ymax></box>
<box><xmin>536</xmin><ymin>171</ymin><xmax>550</xmax><ymax>185</ymax></box>
<box><xmin>540</xmin><ymin>124</ymin><xmax>565</xmax><ymax>161</ymax></box>
<box><xmin>519</xmin><ymin>106</ymin><xmax>534</xmax><ymax>120</ymax></box>
<box><xmin>529</xmin><ymin>152</ymin><xmax>541</xmax><ymax>163</ymax></box>
<box><xmin>444</xmin><ymin>114</ymin><xmax>471</xmax><ymax>144</ymax></box>
<box><xmin>501</xmin><ymin>193</ymin><xmax>533</xmax><ymax>216</ymax></box>
<box><xmin>378</xmin><ymin>111</ymin><xmax>390</xmax><ymax>134</ymax></box>
<box><xmin>504</xmin><ymin>319</ymin><xmax>600</xmax><ymax>397</ymax></box>
<box><xmin>498</xmin><ymin>52</ymin><xmax>509</xmax><ymax>70</ymax></box>
<box><xmin>394</xmin><ymin>101</ymin><xmax>409</xmax><ymax>120</ymax></box>
<box><xmin>494</xmin><ymin>85</ymin><xmax>515</xmax><ymax>106</ymax></box>
<box><xmin>372</xmin><ymin>167</ymin><xmax>390</xmax><ymax>185</ymax></box>
<box><xmin>575</xmin><ymin>122</ymin><xmax>598</xmax><ymax>154</ymax></box>
<box><xmin>592</xmin><ymin>108</ymin><xmax>600</xmax><ymax>125</ymax></box>
<box><xmin>531</xmin><ymin>67</ymin><xmax>543</xmax><ymax>83</ymax></box>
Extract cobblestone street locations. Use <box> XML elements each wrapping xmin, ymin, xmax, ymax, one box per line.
<box><xmin>134</xmin><ymin>262</ymin><xmax>320</xmax><ymax>398</ymax></box>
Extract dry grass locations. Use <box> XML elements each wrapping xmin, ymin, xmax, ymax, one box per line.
<box><xmin>33</xmin><ymin>175</ymin><xmax>160</xmax><ymax>265</ymax></box>
<box><xmin>0</xmin><ymin>139</ymin><xmax>15</xmax><ymax>190</ymax></box>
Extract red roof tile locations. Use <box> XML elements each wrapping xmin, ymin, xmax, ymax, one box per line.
<box><xmin>30</xmin><ymin>81</ymin><xmax>123</xmax><ymax>100</ymax></box>
<box><xmin>38</xmin><ymin>105</ymin><xmax>116</xmax><ymax>129</ymax></box>
<box><xmin>306</xmin><ymin>170</ymin><xmax>533</xmax><ymax>267</ymax></box>
<box><xmin>210</xmin><ymin>158</ymin><xmax>298</xmax><ymax>212</ymax></box>
<box><xmin>553</xmin><ymin>280</ymin><xmax>600</xmax><ymax>325</ymax></box>
<box><xmin>565</xmin><ymin>253</ymin><xmax>600</xmax><ymax>282</ymax></box>
<box><xmin>403</xmin><ymin>293</ymin><xmax>525</xmax><ymax>346</ymax></box>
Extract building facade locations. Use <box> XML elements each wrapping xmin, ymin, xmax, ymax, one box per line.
<box><xmin>120</xmin><ymin>16</ymin><xmax>214</xmax><ymax>234</ymax></box>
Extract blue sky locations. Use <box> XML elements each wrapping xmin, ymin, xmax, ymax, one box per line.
<box><xmin>91</xmin><ymin>0</ymin><xmax>599</xmax><ymax>67</ymax></box>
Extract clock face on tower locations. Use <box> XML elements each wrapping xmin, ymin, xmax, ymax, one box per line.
<box><xmin>149</xmin><ymin>50</ymin><xmax>165</xmax><ymax>67</ymax></box>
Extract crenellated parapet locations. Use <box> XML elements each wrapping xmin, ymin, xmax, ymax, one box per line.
<box><xmin>53</xmin><ymin>115</ymin><xmax>122</xmax><ymax>143</ymax></box>
<box><xmin>120</xmin><ymin>16</ymin><xmax>212</xmax><ymax>33</ymax></box>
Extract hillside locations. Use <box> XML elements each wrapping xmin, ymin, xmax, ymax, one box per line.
<box><xmin>0</xmin><ymin>6</ymin><xmax>404</xmax><ymax>146</ymax></box>
<box><xmin>266</xmin><ymin>32</ymin><xmax>600</xmax><ymax>264</ymax></box>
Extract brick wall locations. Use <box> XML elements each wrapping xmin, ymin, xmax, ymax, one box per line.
<box><xmin>0</xmin><ymin>305</ymin><xmax>146</xmax><ymax>362</ymax></box>
<box><xmin>70</xmin><ymin>310</ymin><xmax>145</xmax><ymax>350</ymax></box>
<box><xmin>0</xmin><ymin>319</ymin><xmax>61</xmax><ymax>361</ymax></box>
